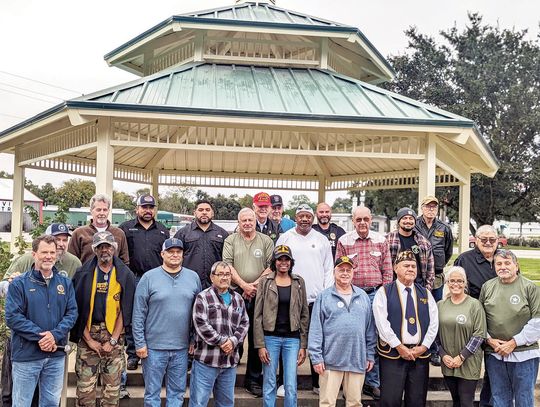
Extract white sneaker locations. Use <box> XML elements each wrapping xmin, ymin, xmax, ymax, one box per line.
<box><xmin>312</xmin><ymin>386</ymin><xmax>320</xmax><ymax>395</ymax></box>
<box><xmin>277</xmin><ymin>385</ymin><xmax>285</xmax><ymax>398</ymax></box>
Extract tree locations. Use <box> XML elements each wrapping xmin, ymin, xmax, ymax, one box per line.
<box><xmin>238</xmin><ymin>194</ymin><xmax>254</xmax><ymax>209</ymax></box>
<box><xmin>331</xmin><ymin>197</ymin><xmax>352</xmax><ymax>213</ymax></box>
<box><xmin>159</xmin><ymin>187</ymin><xmax>195</xmax><ymax>214</ymax></box>
<box><xmin>284</xmin><ymin>194</ymin><xmax>316</xmax><ymax>219</ymax></box>
<box><xmin>56</xmin><ymin>179</ymin><xmax>96</xmax><ymax>208</ymax></box>
<box><xmin>113</xmin><ymin>191</ymin><xmax>136</xmax><ymax>211</ymax></box>
<box><xmin>209</xmin><ymin>194</ymin><xmax>241</xmax><ymax>220</ymax></box>
<box><xmin>384</xmin><ymin>14</ymin><xmax>540</xmax><ymax>229</ymax></box>
<box><xmin>26</xmin><ymin>182</ymin><xmax>58</xmax><ymax>206</ymax></box>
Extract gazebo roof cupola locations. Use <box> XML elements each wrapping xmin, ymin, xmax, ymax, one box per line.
<box><xmin>104</xmin><ymin>1</ymin><xmax>394</xmax><ymax>84</ymax></box>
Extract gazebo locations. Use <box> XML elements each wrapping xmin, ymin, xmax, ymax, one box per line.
<box><xmin>0</xmin><ymin>0</ymin><xmax>498</xmax><ymax>252</ymax></box>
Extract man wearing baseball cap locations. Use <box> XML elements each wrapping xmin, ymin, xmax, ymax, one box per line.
<box><xmin>269</xmin><ymin>194</ymin><xmax>295</xmax><ymax>232</ymax></box>
<box><xmin>386</xmin><ymin>208</ymin><xmax>434</xmax><ymax>290</ymax></box>
<box><xmin>276</xmin><ymin>204</ymin><xmax>334</xmax><ymax>394</ymax></box>
<box><xmin>70</xmin><ymin>231</ymin><xmax>135</xmax><ymax>407</ymax></box>
<box><xmin>132</xmin><ymin>238</ymin><xmax>201</xmax><ymax>406</ymax></box>
<box><xmin>253</xmin><ymin>192</ymin><xmax>282</xmax><ymax>243</ymax></box>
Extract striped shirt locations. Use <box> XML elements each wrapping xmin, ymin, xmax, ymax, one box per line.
<box><xmin>336</xmin><ymin>230</ymin><xmax>393</xmax><ymax>288</ymax></box>
<box><xmin>192</xmin><ymin>286</ymin><xmax>249</xmax><ymax>368</ymax></box>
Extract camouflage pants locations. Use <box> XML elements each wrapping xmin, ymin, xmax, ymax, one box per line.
<box><xmin>75</xmin><ymin>323</ymin><xmax>124</xmax><ymax>407</ymax></box>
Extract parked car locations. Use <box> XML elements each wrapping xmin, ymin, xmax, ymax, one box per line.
<box><xmin>468</xmin><ymin>235</ymin><xmax>508</xmax><ymax>249</ymax></box>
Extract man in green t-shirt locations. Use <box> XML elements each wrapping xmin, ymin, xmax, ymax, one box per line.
<box><xmin>480</xmin><ymin>249</ymin><xmax>540</xmax><ymax>407</ymax></box>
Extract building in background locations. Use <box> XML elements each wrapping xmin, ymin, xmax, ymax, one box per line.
<box><xmin>0</xmin><ymin>178</ymin><xmax>42</xmax><ymax>232</ymax></box>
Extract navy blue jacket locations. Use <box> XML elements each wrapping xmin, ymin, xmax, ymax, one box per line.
<box><xmin>5</xmin><ymin>267</ymin><xmax>78</xmax><ymax>362</ymax></box>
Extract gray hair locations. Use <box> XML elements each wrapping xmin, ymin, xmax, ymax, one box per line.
<box><xmin>90</xmin><ymin>194</ymin><xmax>111</xmax><ymax>210</ymax></box>
<box><xmin>475</xmin><ymin>225</ymin><xmax>497</xmax><ymax>237</ymax></box>
<box><xmin>444</xmin><ymin>266</ymin><xmax>468</xmax><ymax>298</ymax></box>
<box><xmin>494</xmin><ymin>249</ymin><xmax>518</xmax><ymax>265</ymax></box>
<box><xmin>237</xmin><ymin>207</ymin><xmax>255</xmax><ymax>221</ymax></box>
<box><xmin>210</xmin><ymin>261</ymin><xmax>231</xmax><ymax>275</ymax></box>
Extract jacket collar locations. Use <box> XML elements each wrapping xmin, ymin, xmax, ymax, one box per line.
<box><xmin>30</xmin><ymin>266</ymin><xmax>59</xmax><ymax>284</ymax></box>
<box><xmin>266</xmin><ymin>271</ymin><xmax>301</xmax><ymax>281</ymax></box>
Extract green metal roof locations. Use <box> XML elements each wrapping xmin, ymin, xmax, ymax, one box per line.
<box><xmin>78</xmin><ymin>63</ymin><xmax>469</xmax><ymax>124</ymax></box>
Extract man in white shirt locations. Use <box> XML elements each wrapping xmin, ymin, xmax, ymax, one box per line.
<box><xmin>373</xmin><ymin>250</ymin><xmax>438</xmax><ymax>407</ymax></box>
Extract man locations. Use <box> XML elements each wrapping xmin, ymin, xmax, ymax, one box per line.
<box><xmin>5</xmin><ymin>235</ymin><xmax>78</xmax><ymax>407</ymax></box>
<box><xmin>415</xmin><ymin>195</ymin><xmax>453</xmax><ymax>367</ymax></box>
<box><xmin>190</xmin><ymin>261</ymin><xmax>249</xmax><ymax>407</ymax></box>
<box><xmin>308</xmin><ymin>256</ymin><xmax>376</xmax><ymax>407</ymax></box>
<box><xmin>269</xmin><ymin>194</ymin><xmax>295</xmax><ymax>232</ymax></box>
<box><xmin>335</xmin><ymin>206</ymin><xmax>393</xmax><ymax>400</ymax></box>
<box><xmin>373</xmin><ymin>250</ymin><xmax>439</xmax><ymax>407</ymax></box>
<box><xmin>0</xmin><ymin>223</ymin><xmax>81</xmax><ymax>407</ymax></box>
<box><xmin>132</xmin><ymin>238</ymin><xmax>201</xmax><ymax>406</ymax></box>
<box><xmin>252</xmin><ymin>192</ymin><xmax>282</xmax><ymax>243</ymax></box>
<box><xmin>119</xmin><ymin>193</ymin><xmax>169</xmax><ymax>370</ymax></box>
<box><xmin>222</xmin><ymin>207</ymin><xmax>274</xmax><ymax>397</ymax></box>
<box><xmin>454</xmin><ymin>224</ymin><xmax>499</xmax><ymax>407</ymax></box>
<box><xmin>68</xmin><ymin>193</ymin><xmax>129</xmax><ymax>265</ymax></box>
<box><xmin>386</xmin><ymin>207</ymin><xmax>434</xmax><ymax>290</ymax></box>
<box><xmin>480</xmin><ymin>250</ymin><xmax>540</xmax><ymax>407</ymax></box>
<box><xmin>174</xmin><ymin>199</ymin><xmax>229</xmax><ymax>289</ymax></box>
<box><xmin>312</xmin><ymin>202</ymin><xmax>346</xmax><ymax>259</ymax></box>
<box><xmin>276</xmin><ymin>204</ymin><xmax>334</xmax><ymax>394</ymax></box>
<box><xmin>70</xmin><ymin>231</ymin><xmax>135</xmax><ymax>407</ymax></box>
<box><xmin>415</xmin><ymin>196</ymin><xmax>453</xmax><ymax>301</ymax></box>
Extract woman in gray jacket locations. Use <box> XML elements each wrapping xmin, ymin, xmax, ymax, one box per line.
<box><xmin>254</xmin><ymin>245</ymin><xmax>310</xmax><ymax>407</ymax></box>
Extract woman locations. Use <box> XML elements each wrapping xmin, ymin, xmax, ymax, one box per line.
<box><xmin>254</xmin><ymin>245</ymin><xmax>309</xmax><ymax>407</ymax></box>
<box><xmin>436</xmin><ymin>266</ymin><xmax>486</xmax><ymax>407</ymax></box>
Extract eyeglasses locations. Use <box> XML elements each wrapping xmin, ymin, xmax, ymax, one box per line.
<box><xmin>213</xmin><ymin>273</ymin><xmax>232</xmax><ymax>278</ymax></box>
<box><xmin>478</xmin><ymin>237</ymin><xmax>497</xmax><ymax>244</ymax></box>
<box><xmin>355</xmin><ymin>217</ymin><xmax>371</xmax><ymax>223</ymax></box>
<box><xmin>448</xmin><ymin>279</ymin><xmax>465</xmax><ymax>285</ymax></box>
<box><xmin>423</xmin><ymin>205</ymin><xmax>438</xmax><ymax>210</ymax></box>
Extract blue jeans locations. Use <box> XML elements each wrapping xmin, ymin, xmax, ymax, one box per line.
<box><xmin>485</xmin><ymin>355</ymin><xmax>539</xmax><ymax>407</ymax></box>
<box><xmin>365</xmin><ymin>290</ymin><xmax>380</xmax><ymax>388</ymax></box>
<box><xmin>189</xmin><ymin>360</ymin><xmax>236</xmax><ymax>407</ymax></box>
<box><xmin>142</xmin><ymin>348</ymin><xmax>188</xmax><ymax>407</ymax></box>
<box><xmin>12</xmin><ymin>356</ymin><xmax>64</xmax><ymax>407</ymax></box>
<box><xmin>262</xmin><ymin>336</ymin><xmax>300</xmax><ymax>407</ymax></box>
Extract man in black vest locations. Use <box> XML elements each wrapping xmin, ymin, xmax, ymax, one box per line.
<box><xmin>373</xmin><ymin>251</ymin><xmax>439</xmax><ymax>407</ymax></box>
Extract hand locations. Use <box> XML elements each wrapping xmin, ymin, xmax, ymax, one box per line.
<box><xmin>7</xmin><ymin>272</ymin><xmax>21</xmax><ymax>283</ymax></box>
<box><xmin>38</xmin><ymin>331</ymin><xmax>55</xmax><ymax>352</ymax></box>
<box><xmin>396</xmin><ymin>344</ymin><xmax>415</xmax><ymax>361</ymax></box>
<box><xmin>442</xmin><ymin>355</ymin><xmax>455</xmax><ymax>368</ymax></box>
<box><xmin>297</xmin><ymin>349</ymin><xmax>306</xmax><ymax>366</ymax></box>
<box><xmin>486</xmin><ymin>338</ymin><xmax>505</xmax><ymax>350</ymax></box>
<box><xmin>313</xmin><ymin>362</ymin><xmax>325</xmax><ymax>375</ymax></box>
<box><xmin>101</xmin><ymin>342</ymin><xmax>113</xmax><ymax>354</ymax></box>
<box><xmin>86</xmin><ymin>338</ymin><xmax>102</xmax><ymax>357</ymax></box>
<box><xmin>451</xmin><ymin>355</ymin><xmax>463</xmax><ymax>368</ymax></box>
<box><xmin>258</xmin><ymin>348</ymin><xmax>270</xmax><ymax>364</ymax></box>
<box><xmin>495</xmin><ymin>339</ymin><xmax>517</xmax><ymax>357</ymax></box>
<box><xmin>366</xmin><ymin>360</ymin><xmax>374</xmax><ymax>372</ymax></box>
<box><xmin>188</xmin><ymin>344</ymin><xmax>195</xmax><ymax>355</ymax></box>
<box><xmin>136</xmin><ymin>346</ymin><xmax>148</xmax><ymax>359</ymax></box>
<box><xmin>412</xmin><ymin>345</ymin><xmax>428</xmax><ymax>358</ymax></box>
<box><xmin>242</xmin><ymin>283</ymin><xmax>257</xmax><ymax>299</ymax></box>
<box><xmin>220</xmin><ymin>339</ymin><xmax>234</xmax><ymax>355</ymax></box>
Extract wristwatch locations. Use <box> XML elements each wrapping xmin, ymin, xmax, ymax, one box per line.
<box><xmin>109</xmin><ymin>337</ymin><xmax>118</xmax><ymax>346</ymax></box>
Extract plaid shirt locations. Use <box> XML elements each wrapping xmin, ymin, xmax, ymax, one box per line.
<box><xmin>192</xmin><ymin>286</ymin><xmax>249</xmax><ymax>368</ymax></box>
<box><xmin>335</xmin><ymin>230</ymin><xmax>393</xmax><ymax>288</ymax></box>
<box><xmin>386</xmin><ymin>230</ymin><xmax>435</xmax><ymax>290</ymax></box>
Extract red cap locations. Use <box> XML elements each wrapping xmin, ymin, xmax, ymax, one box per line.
<box><xmin>253</xmin><ymin>192</ymin><xmax>271</xmax><ymax>206</ymax></box>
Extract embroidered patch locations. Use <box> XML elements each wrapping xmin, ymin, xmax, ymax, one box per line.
<box><xmin>337</xmin><ymin>301</ymin><xmax>344</xmax><ymax>308</ymax></box>
<box><xmin>456</xmin><ymin>314</ymin><xmax>467</xmax><ymax>324</ymax></box>
<box><xmin>253</xmin><ymin>249</ymin><xmax>263</xmax><ymax>258</ymax></box>
<box><xmin>434</xmin><ymin>231</ymin><xmax>445</xmax><ymax>238</ymax></box>
<box><xmin>57</xmin><ymin>285</ymin><xmax>65</xmax><ymax>295</ymax></box>
<box><xmin>510</xmin><ymin>295</ymin><xmax>521</xmax><ymax>305</ymax></box>
<box><xmin>330</xmin><ymin>232</ymin><xmax>336</xmax><ymax>240</ymax></box>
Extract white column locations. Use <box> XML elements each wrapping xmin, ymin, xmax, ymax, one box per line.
<box><xmin>10</xmin><ymin>148</ymin><xmax>25</xmax><ymax>253</ymax></box>
<box><xmin>418</xmin><ymin>134</ymin><xmax>436</xmax><ymax>211</ymax></box>
<box><xmin>318</xmin><ymin>176</ymin><xmax>326</xmax><ymax>204</ymax></box>
<box><xmin>151</xmin><ymin>168</ymin><xmax>160</xmax><ymax>199</ymax></box>
<box><xmin>458</xmin><ymin>173</ymin><xmax>471</xmax><ymax>254</ymax></box>
<box><xmin>96</xmin><ymin>118</ymin><xmax>114</xmax><ymax>214</ymax></box>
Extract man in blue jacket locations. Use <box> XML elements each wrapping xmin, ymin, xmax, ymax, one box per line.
<box><xmin>5</xmin><ymin>235</ymin><xmax>78</xmax><ymax>407</ymax></box>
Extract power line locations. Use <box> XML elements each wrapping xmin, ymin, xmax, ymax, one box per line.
<box><xmin>0</xmin><ymin>70</ymin><xmax>82</xmax><ymax>94</ymax></box>
<box><xmin>0</xmin><ymin>87</ymin><xmax>59</xmax><ymax>104</ymax></box>
<box><xmin>0</xmin><ymin>81</ymin><xmax>64</xmax><ymax>100</ymax></box>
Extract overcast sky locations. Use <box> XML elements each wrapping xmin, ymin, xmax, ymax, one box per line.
<box><xmin>0</xmin><ymin>0</ymin><xmax>538</xmax><ymax>204</ymax></box>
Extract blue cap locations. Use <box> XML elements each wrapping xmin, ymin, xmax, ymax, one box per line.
<box><xmin>45</xmin><ymin>223</ymin><xmax>71</xmax><ymax>236</ymax></box>
<box><xmin>162</xmin><ymin>238</ymin><xmax>184</xmax><ymax>251</ymax></box>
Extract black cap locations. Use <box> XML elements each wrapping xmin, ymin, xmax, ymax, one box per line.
<box><xmin>396</xmin><ymin>207</ymin><xmax>417</xmax><ymax>223</ymax></box>
<box><xmin>270</xmin><ymin>195</ymin><xmax>284</xmax><ymax>207</ymax></box>
<box><xmin>273</xmin><ymin>245</ymin><xmax>293</xmax><ymax>260</ymax></box>
<box><xmin>136</xmin><ymin>194</ymin><xmax>157</xmax><ymax>207</ymax></box>
<box><xmin>394</xmin><ymin>250</ymin><xmax>416</xmax><ymax>265</ymax></box>
<box><xmin>162</xmin><ymin>238</ymin><xmax>184</xmax><ymax>251</ymax></box>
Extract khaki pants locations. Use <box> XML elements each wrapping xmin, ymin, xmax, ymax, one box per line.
<box><xmin>319</xmin><ymin>369</ymin><xmax>365</xmax><ymax>407</ymax></box>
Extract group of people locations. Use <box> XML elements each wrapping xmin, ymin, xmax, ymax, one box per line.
<box><xmin>0</xmin><ymin>191</ymin><xmax>538</xmax><ymax>407</ymax></box>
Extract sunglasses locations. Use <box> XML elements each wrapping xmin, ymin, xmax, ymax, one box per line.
<box><xmin>478</xmin><ymin>237</ymin><xmax>497</xmax><ymax>244</ymax></box>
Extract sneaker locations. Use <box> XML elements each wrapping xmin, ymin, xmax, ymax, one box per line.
<box><xmin>119</xmin><ymin>386</ymin><xmax>130</xmax><ymax>399</ymax></box>
<box><xmin>312</xmin><ymin>386</ymin><xmax>320</xmax><ymax>395</ymax></box>
<box><xmin>245</xmin><ymin>382</ymin><xmax>263</xmax><ymax>397</ymax></box>
<box><xmin>430</xmin><ymin>354</ymin><xmax>441</xmax><ymax>367</ymax></box>
<box><xmin>277</xmin><ymin>385</ymin><xmax>285</xmax><ymax>398</ymax></box>
<box><xmin>126</xmin><ymin>358</ymin><xmax>139</xmax><ymax>370</ymax></box>
<box><xmin>362</xmin><ymin>385</ymin><xmax>381</xmax><ymax>400</ymax></box>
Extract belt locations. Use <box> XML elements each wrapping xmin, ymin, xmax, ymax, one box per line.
<box><xmin>361</xmin><ymin>286</ymin><xmax>381</xmax><ymax>294</ymax></box>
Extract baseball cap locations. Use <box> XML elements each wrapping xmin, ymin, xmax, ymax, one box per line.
<box><xmin>396</xmin><ymin>207</ymin><xmax>417</xmax><ymax>223</ymax></box>
<box><xmin>421</xmin><ymin>195</ymin><xmax>439</xmax><ymax>206</ymax></box>
<box><xmin>296</xmin><ymin>204</ymin><xmax>314</xmax><ymax>216</ymax></box>
<box><xmin>253</xmin><ymin>192</ymin><xmax>271</xmax><ymax>206</ymax></box>
<box><xmin>270</xmin><ymin>195</ymin><xmax>284</xmax><ymax>207</ymax></box>
<box><xmin>273</xmin><ymin>245</ymin><xmax>293</xmax><ymax>260</ymax></box>
<box><xmin>91</xmin><ymin>231</ymin><xmax>118</xmax><ymax>250</ymax></box>
<box><xmin>45</xmin><ymin>223</ymin><xmax>71</xmax><ymax>237</ymax></box>
<box><xmin>335</xmin><ymin>256</ymin><xmax>354</xmax><ymax>268</ymax></box>
<box><xmin>162</xmin><ymin>238</ymin><xmax>184</xmax><ymax>251</ymax></box>
<box><xmin>136</xmin><ymin>194</ymin><xmax>156</xmax><ymax>207</ymax></box>
<box><xmin>394</xmin><ymin>250</ymin><xmax>416</xmax><ymax>265</ymax></box>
